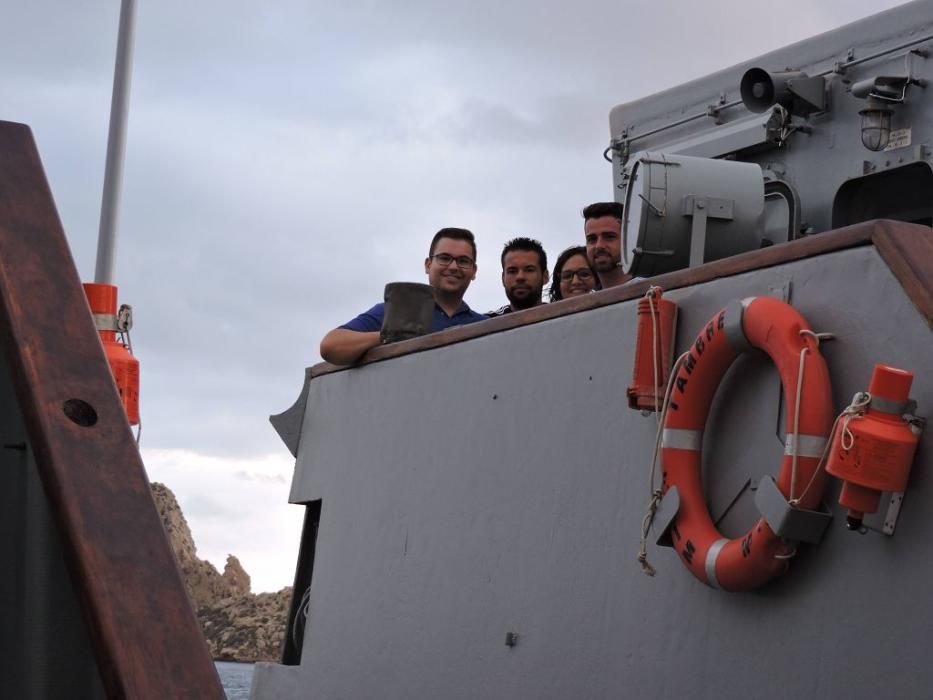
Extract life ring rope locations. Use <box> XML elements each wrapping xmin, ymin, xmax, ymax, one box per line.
<box><xmin>638</xmin><ymin>349</ymin><xmax>689</xmax><ymax>577</ymax></box>
<box><xmin>789</xmin><ymin>328</ymin><xmax>835</xmax><ymax>500</ymax></box>
<box><xmin>636</xmin><ymin>285</ymin><xmax>683</xmax><ymax>577</ymax></box>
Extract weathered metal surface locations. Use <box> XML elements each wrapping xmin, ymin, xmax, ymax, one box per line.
<box><xmin>256</xmin><ymin>236</ymin><xmax>932</xmax><ymax>699</ymax></box>
<box><xmin>0</xmin><ymin>121</ymin><xmax>224</xmax><ymax>697</ymax></box>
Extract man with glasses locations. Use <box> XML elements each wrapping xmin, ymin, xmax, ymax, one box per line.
<box><xmin>320</xmin><ymin>228</ymin><xmax>487</xmax><ymax>365</ymax></box>
<box><xmin>487</xmin><ymin>237</ymin><xmax>549</xmax><ymax>316</ymax></box>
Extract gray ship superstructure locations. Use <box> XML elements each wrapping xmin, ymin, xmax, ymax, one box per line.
<box><xmin>254</xmin><ymin>3</ymin><xmax>933</xmax><ymax>698</ymax></box>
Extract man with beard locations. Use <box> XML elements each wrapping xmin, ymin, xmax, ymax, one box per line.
<box><xmin>487</xmin><ymin>237</ymin><xmax>549</xmax><ymax>317</ymax></box>
<box><xmin>583</xmin><ymin>201</ymin><xmax>632</xmax><ymax>288</ymax></box>
<box><xmin>320</xmin><ymin>228</ymin><xmax>487</xmax><ymax>365</ymax></box>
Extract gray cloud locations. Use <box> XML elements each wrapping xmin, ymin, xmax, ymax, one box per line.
<box><xmin>235</xmin><ymin>470</ymin><xmax>288</xmax><ymax>484</ymax></box>
<box><xmin>179</xmin><ymin>493</ymin><xmax>241</xmax><ymax>521</ymax></box>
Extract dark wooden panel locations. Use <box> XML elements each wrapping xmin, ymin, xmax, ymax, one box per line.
<box><xmin>872</xmin><ymin>220</ymin><xmax>933</xmax><ymax>329</ymax></box>
<box><xmin>0</xmin><ymin>121</ymin><xmax>224</xmax><ymax>697</ymax></box>
<box><xmin>311</xmin><ymin>220</ymin><xmax>922</xmax><ymax>378</ymax></box>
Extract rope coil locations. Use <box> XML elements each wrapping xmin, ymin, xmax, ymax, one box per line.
<box><xmin>291</xmin><ymin>584</ymin><xmax>313</xmax><ymax>650</ymax></box>
<box><xmin>841</xmin><ymin>392</ymin><xmax>871</xmax><ymax>450</ymax></box>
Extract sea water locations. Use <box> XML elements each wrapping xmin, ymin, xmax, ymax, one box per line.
<box><xmin>215</xmin><ymin>661</ymin><xmax>255</xmax><ymax>699</ymax></box>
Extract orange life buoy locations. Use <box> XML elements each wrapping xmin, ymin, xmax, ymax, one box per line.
<box><xmin>661</xmin><ymin>297</ymin><xmax>833</xmax><ymax>591</ymax></box>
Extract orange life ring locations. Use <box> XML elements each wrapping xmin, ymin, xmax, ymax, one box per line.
<box><xmin>661</xmin><ymin>297</ymin><xmax>833</xmax><ymax>591</ymax></box>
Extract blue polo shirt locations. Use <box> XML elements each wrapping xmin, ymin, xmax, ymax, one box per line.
<box><xmin>339</xmin><ymin>302</ymin><xmax>487</xmax><ymax>333</ymax></box>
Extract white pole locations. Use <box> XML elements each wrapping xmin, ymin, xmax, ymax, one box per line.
<box><xmin>95</xmin><ymin>0</ymin><xmax>138</xmax><ymax>285</ymax></box>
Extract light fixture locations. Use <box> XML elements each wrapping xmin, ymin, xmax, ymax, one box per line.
<box><xmin>851</xmin><ymin>73</ymin><xmax>921</xmax><ymax>152</ymax></box>
<box><xmin>858</xmin><ymin>98</ymin><xmax>894</xmax><ymax>151</ymax></box>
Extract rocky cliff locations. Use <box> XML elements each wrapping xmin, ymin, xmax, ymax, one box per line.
<box><xmin>150</xmin><ymin>482</ymin><xmax>292</xmax><ymax>662</ymax></box>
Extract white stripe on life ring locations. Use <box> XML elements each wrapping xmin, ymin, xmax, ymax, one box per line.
<box><xmin>661</xmin><ymin>428</ymin><xmax>703</xmax><ymax>452</ymax></box>
<box><xmin>705</xmin><ymin>538</ymin><xmax>729</xmax><ymax>589</ymax></box>
<box><xmin>784</xmin><ymin>434</ymin><xmax>828</xmax><ymax>459</ymax></box>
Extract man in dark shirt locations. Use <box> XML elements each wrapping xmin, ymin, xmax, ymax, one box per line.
<box><xmin>583</xmin><ymin>202</ymin><xmax>632</xmax><ymax>288</ymax></box>
<box><xmin>487</xmin><ymin>237</ymin><xmax>549</xmax><ymax>317</ymax></box>
<box><xmin>320</xmin><ymin>228</ymin><xmax>487</xmax><ymax>365</ymax></box>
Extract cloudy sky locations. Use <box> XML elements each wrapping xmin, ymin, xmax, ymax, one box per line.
<box><xmin>2</xmin><ymin>0</ymin><xmax>907</xmax><ymax>591</ymax></box>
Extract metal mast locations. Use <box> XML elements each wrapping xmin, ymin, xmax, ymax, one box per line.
<box><xmin>95</xmin><ymin>0</ymin><xmax>138</xmax><ymax>284</ymax></box>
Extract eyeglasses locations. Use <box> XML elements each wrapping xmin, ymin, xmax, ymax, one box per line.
<box><xmin>431</xmin><ymin>253</ymin><xmax>475</xmax><ymax>269</ymax></box>
<box><xmin>559</xmin><ymin>269</ymin><xmax>594</xmax><ymax>282</ymax></box>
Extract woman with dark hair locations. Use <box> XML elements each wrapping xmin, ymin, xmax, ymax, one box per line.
<box><xmin>549</xmin><ymin>245</ymin><xmax>600</xmax><ymax>302</ymax></box>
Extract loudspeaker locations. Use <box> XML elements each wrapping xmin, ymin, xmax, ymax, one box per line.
<box><xmin>740</xmin><ymin>68</ymin><xmax>827</xmax><ymax>115</ymax></box>
<box><xmin>740</xmin><ymin>68</ymin><xmax>808</xmax><ymax>113</ymax></box>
